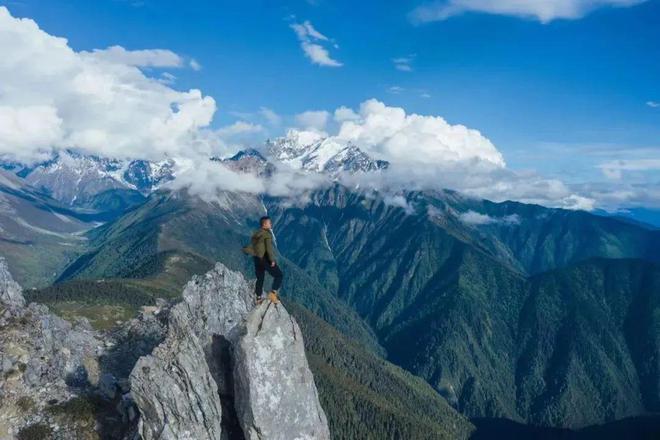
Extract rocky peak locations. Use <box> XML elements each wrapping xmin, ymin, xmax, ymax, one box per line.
<box><xmin>130</xmin><ymin>263</ymin><xmax>330</xmax><ymax>440</ymax></box>
<box><xmin>215</xmin><ymin>149</ymin><xmax>274</xmax><ymax>177</ymax></box>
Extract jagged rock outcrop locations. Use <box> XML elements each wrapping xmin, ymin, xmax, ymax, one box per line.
<box><xmin>0</xmin><ymin>258</ymin><xmax>24</xmax><ymax>307</ymax></box>
<box><xmin>130</xmin><ymin>321</ymin><xmax>223</xmax><ymax>440</ymax></box>
<box><xmin>0</xmin><ymin>259</ymin><xmax>105</xmax><ymax>439</ymax></box>
<box><xmin>128</xmin><ymin>265</ymin><xmax>245</xmax><ymax>440</ymax></box>
<box><xmin>234</xmin><ymin>301</ymin><xmax>330</xmax><ymax>440</ymax></box>
<box><xmin>129</xmin><ymin>263</ymin><xmax>253</xmax><ymax>439</ymax></box>
<box><xmin>172</xmin><ymin>263</ymin><xmax>253</xmax><ymax>345</ymax></box>
<box><xmin>130</xmin><ymin>263</ymin><xmax>330</xmax><ymax>440</ymax></box>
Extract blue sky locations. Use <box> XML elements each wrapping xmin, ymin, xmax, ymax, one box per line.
<box><xmin>1</xmin><ymin>0</ymin><xmax>659</xmax><ymax>211</ymax></box>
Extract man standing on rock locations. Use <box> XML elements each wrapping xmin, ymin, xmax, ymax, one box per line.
<box><xmin>244</xmin><ymin>216</ymin><xmax>283</xmax><ymax>304</ymax></box>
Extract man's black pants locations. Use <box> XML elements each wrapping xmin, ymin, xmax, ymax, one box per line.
<box><xmin>254</xmin><ymin>257</ymin><xmax>283</xmax><ymax>298</ymax></box>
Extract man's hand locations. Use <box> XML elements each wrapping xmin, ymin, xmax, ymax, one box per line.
<box><xmin>270</xmin><ymin>261</ymin><xmax>276</xmax><ymax>267</ymax></box>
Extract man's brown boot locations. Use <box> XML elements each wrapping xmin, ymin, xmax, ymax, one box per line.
<box><xmin>268</xmin><ymin>291</ymin><xmax>280</xmax><ymax>304</ymax></box>
<box><xmin>256</xmin><ymin>296</ymin><xmax>264</xmax><ymax>305</ymax></box>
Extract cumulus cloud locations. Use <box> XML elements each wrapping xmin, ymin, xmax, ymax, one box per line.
<box><xmin>217</xmin><ymin>121</ymin><xmax>264</xmax><ymax>137</ymax></box>
<box><xmin>335</xmin><ymin>99</ymin><xmax>505</xmax><ymax>167</ymax></box>
<box><xmin>409</xmin><ymin>0</ymin><xmax>648</xmax><ymax>24</ymax></box>
<box><xmin>295</xmin><ymin>110</ymin><xmax>330</xmax><ymax>131</ymax></box>
<box><xmin>334</xmin><ymin>106</ymin><xmax>360</xmax><ymax>122</ymax></box>
<box><xmin>647</xmin><ymin>101</ymin><xmax>660</xmax><ymax>108</ymax></box>
<box><xmin>0</xmin><ymin>6</ymin><xmax>220</xmax><ymax>164</ymax></box>
<box><xmin>290</xmin><ymin>20</ymin><xmax>342</xmax><ymax>67</ymax></box>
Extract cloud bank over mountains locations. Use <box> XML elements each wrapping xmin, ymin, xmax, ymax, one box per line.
<box><xmin>0</xmin><ymin>6</ymin><xmax>653</xmax><ymax>211</ymax></box>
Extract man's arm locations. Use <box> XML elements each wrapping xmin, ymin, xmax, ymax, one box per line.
<box><xmin>265</xmin><ymin>236</ymin><xmax>277</xmax><ymax>265</ymax></box>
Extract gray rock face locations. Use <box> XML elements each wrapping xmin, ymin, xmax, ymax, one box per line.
<box><xmin>130</xmin><ymin>263</ymin><xmax>253</xmax><ymax>440</ymax></box>
<box><xmin>0</xmin><ymin>257</ymin><xmax>24</xmax><ymax>307</ymax></box>
<box><xmin>130</xmin><ymin>323</ymin><xmax>223</xmax><ymax>440</ymax></box>
<box><xmin>233</xmin><ymin>301</ymin><xmax>330</xmax><ymax>440</ymax></box>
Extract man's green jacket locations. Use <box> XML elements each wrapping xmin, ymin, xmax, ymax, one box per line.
<box><xmin>245</xmin><ymin>229</ymin><xmax>277</xmax><ymax>263</ymax></box>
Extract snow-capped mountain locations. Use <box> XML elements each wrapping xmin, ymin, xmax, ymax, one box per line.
<box><xmin>20</xmin><ymin>150</ymin><xmax>174</xmax><ymax>206</ymax></box>
<box><xmin>123</xmin><ymin>158</ymin><xmax>175</xmax><ymax>192</ymax></box>
<box><xmin>213</xmin><ymin>148</ymin><xmax>275</xmax><ymax>176</ymax></box>
<box><xmin>267</xmin><ymin>132</ymin><xmax>389</xmax><ymax>175</ymax></box>
<box><xmin>2</xmin><ymin>134</ymin><xmax>388</xmax><ymax>210</ymax></box>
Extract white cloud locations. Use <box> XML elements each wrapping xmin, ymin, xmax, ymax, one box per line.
<box><xmin>291</xmin><ymin>20</ymin><xmax>329</xmax><ymax>41</ymax></box>
<box><xmin>300</xmin><ymin>42</ymin><xmax>342</xmax><ymax>67</ymax></box>
<box><xmin>86</xmin><ymin>45</ymin><xmax>184</xmax><ymax>68</ymax></box>
<box><xmin>0</xmin><ymin>106</ymin><xmax>63</xmax><ymax>162</ymax></box>
<box><xmin>260</xmin><ymin>107</ymin><xmax>282</xmax><ymax>126</ymax></box>
<box><xmin>392</xmin><ymin>56</ymin><xmax>414</xmax><ymax>72</ymax></box>
<box><xmin>409</xmin><ymin>0</ymin><xmax>648</xmax><ymax>24</ymax></box>
<box><xmin>647</xmin><ymin>101</ymin><xmax>660</xmax><ymax>108</ymax></box>
<box><xmin>459</xmin><ymin>210</ymin><xmax>521</xmax><ymax>225</ymax></box>
<box><xmin>295</xmin><ymin>110</ymin><xmax>330</xmax><ymax>131</ymax></box>
<box><xmin>0</xmin><ymin>6</ymin><xmax>219</xmax><ymax>164</ymax></box>
<box><xmin>336</xmin><ymin>99</ymin><xmax>505</xmax><ymax>167</ymax></box>
<box><xmin>290</xmin><ymin>20</ymin><xmax>342</xmax><ymax>67</ymax></box>
<box><xmin>599</xmin><ymin>159</ymin><xmax>660</xmax><ymax>180</ymax></box>
<box><xmin>217</xmin><ymin>121</ymin><xmax>264</xmax><ymax>137</ymax></box>
<box><xmin>383</xmin><ymin>194</ymin><xmax>415</xmax><ymax>214</ymax></box>
<box><xmin>334</xmin><ymin>106</ymin><xmax>360</xmax><ymax>122</ymax></box>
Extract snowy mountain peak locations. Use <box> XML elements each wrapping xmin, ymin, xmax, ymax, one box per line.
<box><xmin>21</xmin><ymin>150</ymin><xmax>174</xmax><ymax>206</ymax></box>
<box><xmin>267</xmin><ymin>131</ymin><xmax>389</xmax><ymax>175</ymax></box>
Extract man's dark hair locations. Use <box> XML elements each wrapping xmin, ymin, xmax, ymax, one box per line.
<box><xmin>259</xmin><ymin>216</ymin><xmax>271</xmax><ymax>227</ymax></box>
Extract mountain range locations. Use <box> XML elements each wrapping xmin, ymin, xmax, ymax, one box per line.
<box><xmin>1</xmin><ymin>137</ymin><xmax>659</xmax><ymax>438</ymax></box>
